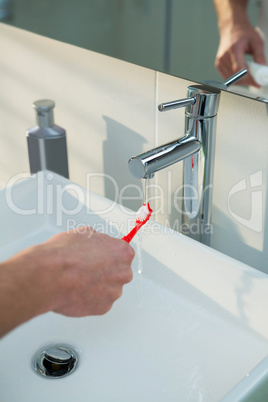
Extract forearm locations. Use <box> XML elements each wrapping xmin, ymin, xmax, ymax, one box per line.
<box><xmin>0</xmin><ymin>246</ymin><xmax>57</xmax><ymax>337</ymax></box>
<box><xmin>213</xmin><ymin>0</ymin><xmax>249</xmax><ymax>32</ymax></box>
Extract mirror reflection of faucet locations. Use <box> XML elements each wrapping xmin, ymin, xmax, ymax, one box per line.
<box><xmin>128</xmin><ymin>70</ymin><xmax>247</xmax><ymax>245</ymax></box>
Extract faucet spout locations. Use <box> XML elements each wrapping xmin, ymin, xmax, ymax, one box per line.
<box><xmin>128</xmin><ymin>135</ymin><xmax>201</xmax><ymax>179</ymax></box>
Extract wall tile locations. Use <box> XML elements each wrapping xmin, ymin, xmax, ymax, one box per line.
<box><xmin>212</xmin><ymin>91</ymin><xmax>268</xmax><ymax>272</ymax></box>
<box><xmin>0</xmin><ymin>23</ymin><xmax>156</xmax><ymax>213</ymax></box>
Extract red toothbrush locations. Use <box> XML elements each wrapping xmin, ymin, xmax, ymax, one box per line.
<box><xmin>122</xmin><ymin>203</ymin><xmax>153</xmax><ymax>243</ymax></box>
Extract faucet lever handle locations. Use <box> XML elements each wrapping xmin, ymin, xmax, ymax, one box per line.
<box><xmin>223</xmin><ymin>69</ymin><xmax>247</xmax><ymax>88</ymax></box>
<box><xmin>158</xmin><ymin>97</ymin><xmax>195</xmax><ymax>112</ymax></box>
<box><xmin>203</xmin><ymin>69</ymin><xmax>248</xmax><ymax>90</ymax></box>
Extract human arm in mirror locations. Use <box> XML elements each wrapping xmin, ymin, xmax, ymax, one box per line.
<box><xmin>213</xmin><ymin>0</ymin><xmax>266</xmax><ymax>87</ymax></box>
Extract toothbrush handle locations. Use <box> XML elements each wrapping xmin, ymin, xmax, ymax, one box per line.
<box><xmin>121</xmin><ymin>222</ymin><xmax>143</xmax><ymax>244</ymax></box>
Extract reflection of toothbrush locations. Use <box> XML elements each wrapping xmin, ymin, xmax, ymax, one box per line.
<box><xmin>122</xmin><ymin>203</ymin><xmax>153</xmax><ymax>243</ymax></box>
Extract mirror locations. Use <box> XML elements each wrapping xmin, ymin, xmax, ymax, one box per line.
<box><xmin>2</xmin><ymin>0</ymin><xmax>265</xmax><ymax>101</ymax></box>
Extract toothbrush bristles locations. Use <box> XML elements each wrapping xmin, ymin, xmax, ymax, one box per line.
<box><xmin>121</xmin><ymin>202</ymin><xmax>153</xmax><ymax>243</ymax></box>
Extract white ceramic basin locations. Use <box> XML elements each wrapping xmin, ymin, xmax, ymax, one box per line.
<box><xmin>0</xmin><ymin>171</ymin><xmax>268</xmax><ymax>402</ymax></box>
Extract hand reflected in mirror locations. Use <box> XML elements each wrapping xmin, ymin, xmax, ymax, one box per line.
<box><xmin>213</xmin><ymin>0</ymin><xmax>266</xmax><ymax>88</ymax></box>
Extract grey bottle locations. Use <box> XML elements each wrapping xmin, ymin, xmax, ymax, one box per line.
<box><xmin>26</xmin><ymin>100</ymin><xmax>69</xmax><ymax>178</ymax></box>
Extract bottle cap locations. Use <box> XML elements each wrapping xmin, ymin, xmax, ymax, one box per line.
<box><xmin>33</xmin><ymin>99</ymin><xmax>55</xmax><ymax>128</ymax></box>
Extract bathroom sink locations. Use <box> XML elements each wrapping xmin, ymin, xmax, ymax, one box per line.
<box><xmin>0</xmin><ymin>171</ymin><xmax>268</xmax><ymax>402</ymax></box>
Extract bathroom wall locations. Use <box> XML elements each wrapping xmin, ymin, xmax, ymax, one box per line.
<box><xmin>0</xmin><ymin>23</ymin><xmax>268</xmax><ymax>274</ymax></box>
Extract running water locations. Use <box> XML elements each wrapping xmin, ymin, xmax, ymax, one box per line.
<box><xmin>136</xmin><ymin>178</ymin><xmax>151</xmax><ymax>275</ymax></box>
<box><xmin>137</xmin><ymin>231</ymin><xmax>143</xmax><ymax>275</ymax></box>
<box><xmin>142</xmin><ymin>177</ymin><xmax>149</xmax><ymax>205</ymax></box>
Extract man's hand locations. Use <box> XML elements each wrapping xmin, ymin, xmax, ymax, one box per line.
<box><xmin>0</xmin><ymin>228</ymin><xmax>134</xmax><ymax>337</ymax></box>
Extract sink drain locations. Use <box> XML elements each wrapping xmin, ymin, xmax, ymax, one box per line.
<box><xmin>34</xmin><ymin>346</ymin><xmax>78</xmax><ymax>378</ymax></box>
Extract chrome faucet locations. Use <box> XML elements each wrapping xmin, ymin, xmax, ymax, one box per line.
<box><xmin>128</xmin><ymin>70</ymin><xmax>247</xmax><ymax>245</ymax></box>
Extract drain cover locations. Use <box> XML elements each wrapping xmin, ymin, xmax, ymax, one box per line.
<box><xmin>34</xmin><ymin>346</ymin><xmax>78</xmax><ymax>378</ymax></box>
